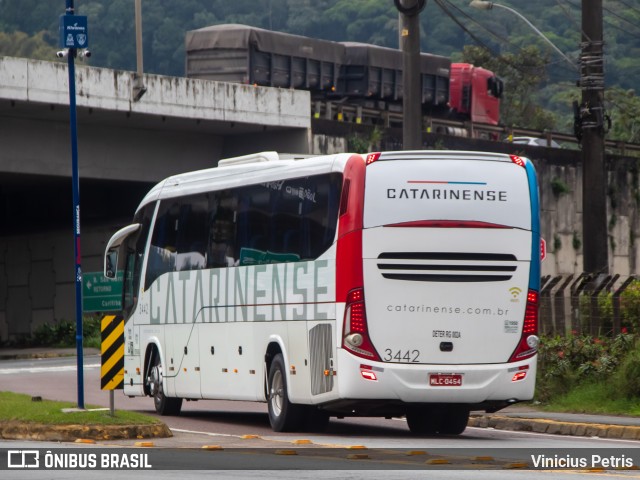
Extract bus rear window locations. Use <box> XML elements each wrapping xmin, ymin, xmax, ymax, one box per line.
<box><xmin>363</xmin><ymin>159</ymin><xmax>531</xmax><ymax>230</ymax></box>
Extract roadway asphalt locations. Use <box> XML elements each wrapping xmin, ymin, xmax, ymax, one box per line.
<box><xmin>1</xmin><ymin>346</ymin><xmax>640</xmax><ymax>442</ymax></box>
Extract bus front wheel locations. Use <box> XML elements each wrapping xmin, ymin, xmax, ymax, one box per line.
<box><xmin>148</xmin><ymin>354</ymin><xmax>182</xmax><ymax>416</ymax></box>
<box><xmin>267</xmin><ymin>354</ymin><xmax>302</xmax><ymax>432</ymax></box>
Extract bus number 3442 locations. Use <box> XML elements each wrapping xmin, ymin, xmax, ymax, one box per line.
<box><xmin>383</xmin><ymin>349</ymin><xmax>420</xmax><ymax>363</ymax></box>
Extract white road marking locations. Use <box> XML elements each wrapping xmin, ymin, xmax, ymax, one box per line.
<box><xmin>0</xmin><ymin>363</ymin><xmax>100</xmax><ymax>374</ymax></box>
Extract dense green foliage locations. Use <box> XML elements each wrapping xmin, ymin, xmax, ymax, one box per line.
<box><xmin>1</xmin><ymin>1</ymin><xmax>637</xmax><ymax>84</ymax></box>
<box><xmin>0</xmin><ymin>1</ymin><xmax>639</xmax><ymax>135</ymax></box>
<box><xmin>537</xmin><ymin>332</ymin><xmax>640</xmax><ymax>415</ymax></box>
<box><xmin>5</xmin><ymin>315</ymin><xmax>102</xmax><ymax>349</ymax></box>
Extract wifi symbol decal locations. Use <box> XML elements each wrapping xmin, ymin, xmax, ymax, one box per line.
<box><xmin>509</xmin><ymin>287</ymin><xmax>522</xmax><ymax>299</ymax></box>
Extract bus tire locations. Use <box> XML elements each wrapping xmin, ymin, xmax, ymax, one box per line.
<box><xmin>439</xmin><ymin>406</ymin><xmax>469</xmax><ymax>435</ymax></box>
<box><xmin>406</xmin><ymin>405</ymin><xmax>440</xmax><ymax>435</ymax></box>
<box><xmin>149</xmin><ymin>355</ymin><xmax>182</xmax><ymax>416</ymax></box>
<box><xmin>267</xmin><ymin>354</ymin><xmax>302</xmax><ymax>432</ymax></box>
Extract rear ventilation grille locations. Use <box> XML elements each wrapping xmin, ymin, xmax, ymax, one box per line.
<box><xmin>309</xmin><ymin>324</ymin><xmax>333</xmax><ymax>395</ymax></box>
<box><xmin>377</xmin><ymin>252</ymin><xmax>518</xmax><ymax>282</ymax></box>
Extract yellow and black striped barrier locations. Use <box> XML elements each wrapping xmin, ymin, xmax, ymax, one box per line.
<box><xmin>101</xmin><ymin>314</ymin><xmax>124</xmax><ymax>390</ymax></box>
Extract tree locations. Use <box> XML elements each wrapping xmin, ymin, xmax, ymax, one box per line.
<box><xmin>0</xmin><ymin>31</ymin><xmax>57</xmax><ymax>61</ymax></box>
<box><xmin>461</xmin><ymin>44</ymin><xmax>557</xmax><ymax>130</ymax></box>
<box><xmin>606</xmin><ymin>88</ymin><xmax>640</xmax><ymax>145</ymax></box>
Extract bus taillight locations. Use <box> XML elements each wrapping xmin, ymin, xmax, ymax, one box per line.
<box><xmin>343</xmin><ymin>288</ymin><xmax>381</xmax><ymax>361</ymax></box>
<box><xmin>508</xmin><ymin>289</ymin><xmax>540</xmax><ymax>362</ymax></box>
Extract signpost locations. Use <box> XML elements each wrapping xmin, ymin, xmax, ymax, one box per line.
<box><xmin>59</xmin><ymin>14</ymin><xmax>88</xmax><ymax>49</ymax></box>
<box><xmin>83</xmin><ymin>271</ymin><xmax>123</xmax><ymax>312</ymax></box>
<box><xmin>101</xmin><ymin>315</ymin><xmax>125</xmax><ymax>416</ymax></box>
<box><xmin>59</xmin><ymin>0</ymin><xmax>89</xmax><ymax>410</ymax></box>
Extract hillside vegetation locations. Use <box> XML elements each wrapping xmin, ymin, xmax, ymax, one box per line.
<box><xmin>1</xmin><ymin>0</ymin><xmax>639</xmax><ymax>137</ymax></box>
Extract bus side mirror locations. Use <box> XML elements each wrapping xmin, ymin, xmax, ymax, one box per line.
<box><xmin>105</xmin><ymin>249</ymin><xmax>118</xmax><ymax>279</ymax></box>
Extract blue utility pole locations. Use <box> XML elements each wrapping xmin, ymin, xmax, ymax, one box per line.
<box><xmin>59</xmin><ymin>0</ymin><xmax>90</xmax><ymax>410</ymax></box>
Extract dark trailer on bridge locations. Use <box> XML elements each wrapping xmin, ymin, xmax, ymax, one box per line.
<box><xmin>185</xmin><ymin>24</ymin><xmax>343</xmax><ymax>92</ymax></box>
<box><xmin>184</xmin><ymin>24</ymin><xmax>451</xmax><ymax>114</ymax></box>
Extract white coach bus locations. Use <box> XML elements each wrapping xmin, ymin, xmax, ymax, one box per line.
<box><xmin>104</xmin><ymin>150</ymin><xmax>541</xmax><ymax>434</ymax></box>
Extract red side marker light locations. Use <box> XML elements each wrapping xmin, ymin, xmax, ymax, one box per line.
<box><xmin>510</xmin><ymin>155</ymin><xmax>526</xmax><ymax>167</ymax></box>
<box><xmin>365</xmin><ymin>152</ymin><xmax>381</xmax><ymax>165</ymax></box>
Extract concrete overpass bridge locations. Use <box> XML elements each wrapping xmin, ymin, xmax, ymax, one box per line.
<box><xmin>0</xmin><ymin>56</ymin><xmax>311</xmax><ymax>340</ymax></box>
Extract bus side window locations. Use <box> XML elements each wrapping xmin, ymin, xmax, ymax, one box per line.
<box><xmin>122</xmin><ymin>203</ymin><xmax>154</xmax><ymax>315</ymax></box>
<box><xmin>270</xmin><ymin>178</ymin><xmax>303</xmax><ymax>258</ymax></box>
<box><xmin>304</xmin><ymin>173</ymin><xmax>341</xmax><ymax>259</ymax></box>
<box><xmin>236</xmin><ymin>185</ymin><xmax>270</xmax><ymax>265</ymax></box>
<box><xmin>145</xmin><ymin>201</ymin><xmax>179</xmax><ymax>289</ymax></box>
<box><xmin>207</xmin><ymin>191</ymin><xmax>238</xmax><ymax>268</ymax></box>
<box><xmin>176</xmin><ymin>195</ymin><xmax>208</xmax><ymax>271</ymax></box>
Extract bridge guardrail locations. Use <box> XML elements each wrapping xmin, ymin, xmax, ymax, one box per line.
<box><xmin>312</xmin><ymin>100</ymin><xmax>640</xmax><ymax>156</ymax></box>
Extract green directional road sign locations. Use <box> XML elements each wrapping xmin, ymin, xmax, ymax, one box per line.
<box><xmin>83</xmin><ymin>271</ymin><xmax>123</xmax><ymax>312</ymax></box>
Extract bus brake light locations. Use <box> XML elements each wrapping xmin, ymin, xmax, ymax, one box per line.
<box><xmin>508</xmin><ymin>289</ymin><xmax>539</xmax><ymax>362</ymax></box>
<box><xmin>343</xmin><ymin>288</ymin><xmax>381</xmax><ymax>361</ymax></box>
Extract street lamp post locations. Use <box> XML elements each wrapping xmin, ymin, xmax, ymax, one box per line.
<box><xmin>469</xmin><ymin>0</ymin><xmax>577</xmax><ymax>70</ymax></box>
<box><xmin>132</xmin><ymin>0</ymin><xmax>147</xmax><ymax>101</ymax></box>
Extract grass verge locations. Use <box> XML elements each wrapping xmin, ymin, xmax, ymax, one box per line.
<box><xmin>0</xmin><ymin>391</ymin><xmax>161</xmax><ymax>426</ymax></box>
<box><xmin>539</xmin><ymin>382</ymin><xmax>640</xmax><ymax>417</ymax></box>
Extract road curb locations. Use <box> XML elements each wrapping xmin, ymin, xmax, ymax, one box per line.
<box><xmin>0</xmin><ymin>421</ymin><xmax>172</xmax><ymax>442</ymax></box>
<box><xmin>0</xmin><ymin>348</ymin><xmax>100</xmax><ymax>361</ymax></box>
<box><xmin>469</xmin><ymin>415</ymin><xmax>640</xmax><ymax>440</ymax></box>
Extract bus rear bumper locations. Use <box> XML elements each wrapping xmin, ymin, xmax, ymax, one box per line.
<box><xmin>334</xmin><ymin>349</ymin><xmax>536</xmax><ymax>407</ymax></box>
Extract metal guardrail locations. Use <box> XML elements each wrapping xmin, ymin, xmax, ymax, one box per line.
<box><xmin>312</xmin><ymin>100</ymin><xmax>640</xmax><ymax>155</ymax></box>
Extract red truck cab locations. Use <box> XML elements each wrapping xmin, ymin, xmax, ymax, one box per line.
<box><xmin>449</xmin><ymin>63</ymin><xmax>503</xmax><ymax>125</ymax></box>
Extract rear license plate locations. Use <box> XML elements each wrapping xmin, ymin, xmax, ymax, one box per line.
<box><xmin>429</xmin><ymin>373</ymin><xmax>462</xmax><ymax>387</ymax></box>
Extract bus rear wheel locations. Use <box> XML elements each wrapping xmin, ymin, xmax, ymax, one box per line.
<box><xmin>439</xmin><ymin>406</ymin><xmax>469</xmax><ymax>435</ymax></box>
<box><xmin>406</xmin><ymin>405</ymin><xmax>469</xmax><ymax>435</ymax></box>
<box><xmin>267</xmin><ymin>354</ymin><xmax>302</xmax><ymax>432</ymax></box>
<box><xmin>406</xmin><ymin>405</ymin><xmax>440</xmax><ymax>435</ymax></box>
<box><xmin>148</xmin><ymin>355</ymin><xmax>182</xmax><ymax>416</ymax></box>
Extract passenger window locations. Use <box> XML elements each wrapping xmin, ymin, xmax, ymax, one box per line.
<box><xmin>145</xmin><ymin>201</ymin><xmax>179</xmax><ymax>289</ymax></box>
<box><xmin>176</xmin><ymin>196</ymin><xmax>208</xmax><ymax>271</ymax></box>
<box><xmin>207</xmin><ymin>191</ymin><xmax>238</xmax><ymax>268</ymax></box>
<box><xmin>270</xmin><ymin>178</ymin><xmax>305</xmax><ymax>258</ymax></box>
<box><xmin>236</xmin><ymin>184</ymin><xmax>271</xmax><ymax>266</ymax></box>
<box><xmin>123</xmin><ymin>204</ymin><xmax>154</xmax><ymax>313</ymax></box>
<box><xmin>143</xmin><ymin>172</ymin><xmax>343</xmax><ymax>278</ymax></box>
<box><xmin>304</xmin><ymin>173</ymin><xmax>341</xmax><ymax>258</ymax></box>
